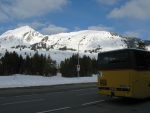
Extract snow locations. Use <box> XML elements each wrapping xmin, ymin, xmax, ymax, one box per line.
<box><xmin>46</xmin><ymin>30</ymin><xmax>126</xmax><ymax>52</ymax></box>
<box><xmin>0</xmin><ymin>26</ymin><xmax>127</xmax><ymax>53</ymax></box>
<box><xmin>0</xmin><ymin>26</ymin><xmax>34</xmax><ymax>37</ymax></box>
<box><xmin>0</xmin><ymin>26</ymin><xmax>126</xmax><ymax>63</ymax></box>
<box><xmin>147</xmin><ymin>46</ymin><xmax>150</xmax><ymax>51</ymax></box>
<box><xmin>0</xmin><ymin>26</ymin><xmax>44</xmax><ymax>48</ymax></box>
<box><xmin>0</xmin><ymin>74</ymin><xmax>97</xmax><ymax>88</ymax></box>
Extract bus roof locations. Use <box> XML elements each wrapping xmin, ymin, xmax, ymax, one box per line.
<box><xmin>98</xmin><ymin>48</ymin><xmax>150</xmax><ymax>55</ymax></box>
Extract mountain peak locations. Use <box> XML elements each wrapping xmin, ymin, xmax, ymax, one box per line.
<box><xmin>1</xmin><ymin>25</ymin><xmax>35</xmax><ymax>37</ymax></box>
<box><xmin>16</xmin><ymin>25</ymin><xmax>34</xmax><ymax>31</ymax></box>
<box><xmin>0</xmin><ymin>26</ymin><xmax>44</xmax><ymax>46</ymax></box>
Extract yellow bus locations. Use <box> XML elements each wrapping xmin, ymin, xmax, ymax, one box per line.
<box><xmin>97</xmin><ymin>49</ymin><xmax>150</xmax><ymax>99</ymax></box>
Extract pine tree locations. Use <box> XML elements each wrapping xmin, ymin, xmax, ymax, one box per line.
<box><xmin>137</xmin><ymin>42</ymin><xmax>146</xmax><ymax>50</ymax></box>
<box><xmin>60</xmin><ymin>54</ymin><xmax>98</xmax><ymax>77</ymax></box>
<box><xmin>0</xmin><ymin>52</ymin><xmax>57</xmax><ymax>76</ymax></box>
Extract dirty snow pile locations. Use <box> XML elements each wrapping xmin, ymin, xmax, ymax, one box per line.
<box><xmin>0</xmin><ymin>74</ymin><xmax>97</xmax><ymax>88</ymax></box>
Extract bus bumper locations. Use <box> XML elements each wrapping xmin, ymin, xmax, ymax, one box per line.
<box><xmin>98</xmin><ymin>87</ymin><xmax>132</xmax><ymax>98</ymax></box>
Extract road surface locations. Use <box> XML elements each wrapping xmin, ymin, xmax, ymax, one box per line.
<box><xmin>0</xmin><ymin>84</ymin><xmax>150</xmax><ymax>113</ymax></box>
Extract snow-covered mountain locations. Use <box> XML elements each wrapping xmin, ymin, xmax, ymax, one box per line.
<box><xmin>0</xmin><ymin>26</ymin><xmax>44</xmax><ymax>48</ymax></box>
<box><xmin>44</xmin><ymin>30</ymin><xmax>126</xmax><ymax>52</ymax></box>
<box><xmin>0</xmin><ymin>26</ymin><xmax>149</xmax><ymax>63</ymax></box>
<box><xmin>0</xmin><ymin>26</ymin><xmax>126</xmax><ymax>51</ymax></box>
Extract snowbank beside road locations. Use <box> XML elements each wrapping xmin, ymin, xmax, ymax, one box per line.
<box><xmin>0</xmin><ymin>74</ymin><xmax>97</xmax><ymax>88</ymax></box>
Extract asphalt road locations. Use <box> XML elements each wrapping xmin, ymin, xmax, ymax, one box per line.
<box><xmin>0</xmin><ymin>85</ymin><xmax>150</xmax><ymax>113</ymax></box>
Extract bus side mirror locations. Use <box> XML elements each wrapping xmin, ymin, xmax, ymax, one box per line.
<box><xmin>97</xmin><ymin>71</ymin><xmax>103</xmax><ymax>77</ymax></box>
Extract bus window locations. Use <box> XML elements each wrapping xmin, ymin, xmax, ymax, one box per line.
<box><xmin>145</xmin><ymin>53</ymin><xmax>150</xmax><ymax>69</ymax></box>
<box><xmin>98</xmin><ymin>52</ymin><xmax>130</xmax><ymax>70</ymax></box>
<box><xmin>134</xmin><ymin>51</ymin><xmax>150</xmax><ymax>70</ymax></box>
<box><xmin>100</xmin><ymin>53</ymin><xmax>128</xmax><ymax>64</ymax></box>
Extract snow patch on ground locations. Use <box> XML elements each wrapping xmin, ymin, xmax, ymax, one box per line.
<box><xmin>147</xmin><ymin>46</ymin><xmax>150</xmax><ymax>51</ymax></box>
<box><xmin>0</xmin><ymin>74</ymin><xmax>97</xmax><ymax>88</ymax></box>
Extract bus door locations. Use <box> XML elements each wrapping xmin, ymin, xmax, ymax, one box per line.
<box><xmin>133</xmin><ymin>51</ymin><xmax>150</xmax><ymax>98</ymax></box>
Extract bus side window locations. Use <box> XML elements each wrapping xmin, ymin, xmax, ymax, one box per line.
<box><xmin>146</xmin><ymin>53</ymin><xmax>150</xmax><ymax>69</ymax></box>
<box><xmin>135</xmin><ymin>51</ymin><xmax>147</xmax><ymax>70</ymax></box>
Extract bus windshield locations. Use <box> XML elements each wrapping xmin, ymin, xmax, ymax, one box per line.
<box><xmin>98</xmin><ymin>51</ymin><xmax>131</xmax><ymax>70</ymax></box>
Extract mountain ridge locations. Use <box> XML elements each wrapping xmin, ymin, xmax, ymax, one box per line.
<box><xmin>0</xmin><ymin>26</ymin><xmax>149</xmax><ymax>63</ymax></box>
